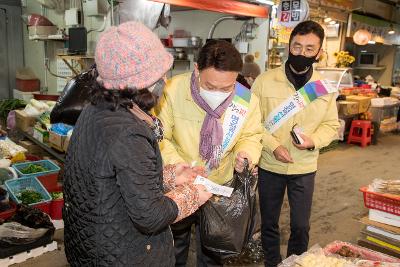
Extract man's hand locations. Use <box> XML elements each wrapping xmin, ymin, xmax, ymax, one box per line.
<box><xmin>292</xmin><ymin>133</ymin><xmax>315</xmax><ymax>150</ymax></box>
<box><xmin>273</xmin><ymin>146</ymin><xmax>294</xmax><ymax>163</ymax></box>
<box><xmin>235</xmin><ymin>151</ymin><xmax>253</xmax><ymax>173</ymax></box>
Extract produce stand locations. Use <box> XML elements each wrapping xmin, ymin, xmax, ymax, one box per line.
<box><xmin>19</xmin><ymin>130</ymin><xmax>65</xmax><ymax>163</ymax></box>
<box><xmin>370</xmin><ymin>103</ymin><xmax>400</xmax><ymax>134</ymax></box>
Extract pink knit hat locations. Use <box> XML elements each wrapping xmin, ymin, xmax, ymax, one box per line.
<box><xmin>95</xmin><ymin>21</ymin><xmax>173</xmax><ymax>90</ymax></box>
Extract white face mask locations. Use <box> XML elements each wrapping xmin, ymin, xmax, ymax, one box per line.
<box><xmin>199</xmin><ymin>88</ymin><xmax>232</xmax><ymax>110</ymax></box>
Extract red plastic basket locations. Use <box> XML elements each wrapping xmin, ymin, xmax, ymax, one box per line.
<box><xmin>49</xmin><ymin>185</ymin><xmax>63</xmax><ymax>220</ymax></box>
<box><xmin>360</xmin><ymin>186</ymin><xmax>400</xmax><ymax>216</ymax></box>
<box><xmin>37</xmin><ymin>173</ymin><xmax>59</xmax><ymax>192</ymax></box>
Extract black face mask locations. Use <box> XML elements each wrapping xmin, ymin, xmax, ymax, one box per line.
<box><xmin>287</xmin><ymin>52</ymin><xmax>318</xmax><ymax>73</ymax></box>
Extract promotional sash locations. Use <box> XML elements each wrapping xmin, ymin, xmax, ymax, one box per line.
<box><xmin>264</xmin><ymin>80</ymin><xmax>338</xmax><ymax>134</ymax></box>
<box><xmin>220</xmin><ymin>82</ymin><xmax>252</xmax><ymax>155</ymax></box>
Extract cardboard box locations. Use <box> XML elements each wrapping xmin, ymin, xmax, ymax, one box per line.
<box><xmin>15</xmin><ymin>110</ymin><xmax>36</xmax><ymax>133</ymax></box>
<box><xmin>346</xmin><ymin>95</ymin><xmax>372</xmax><ymax>113</ymax></box>
<box><xmin>338</xmin><ymin>101</ymin><xmax>359</xmax><ymax>116</ymax></box>
<box><xmin>33</xmin><ymin>126</ymin><xmax>49</xmax><ymax>143</ymax></box>
<box><xmin>49</xmin><ymin>131</ymin><xmax>67</xmax><ymax>152</ymax></box>
<box><xmin>63</xmin><ymin>135</ymin><xmax>71</xmax><ymax>152</ymax></box>
<box><xmin>18</xmin><ymin>140</ymin><xmax>42</xmax><ymax>155</ymax></box>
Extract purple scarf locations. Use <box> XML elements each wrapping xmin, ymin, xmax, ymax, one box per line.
<box><xmin>190</xmin><ymin>72</ymin><xmax>234</xmax><ymax>169</ymax></box>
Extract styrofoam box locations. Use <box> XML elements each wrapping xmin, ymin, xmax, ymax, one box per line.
<box><xmin>369</xmin><ymin>209</ymin><xmax>400</xmax><ymax>228</ymax></box>
<box><xmin>0</xmin><ymin>241</ymin><xmax>57</xmax><ymax>266</ymax></box>
<box><xmin>13</xmin><ymin>89</ymin><xmax>39</xmax><ymax>102</ymax></box>
<box><xmin>172</xmin><ymin>38</ymin><xmax>189</xmax><ymax>47</ymax></box>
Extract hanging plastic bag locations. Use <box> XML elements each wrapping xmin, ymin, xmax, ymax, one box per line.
<box><xmin>50</xmin><ymin>66</ymin><xmax>97</xmax><ymax>125</ymax></box>
<box><xmin>199</xmin><ymin>159</ymin><xmax>258</xmax><ymax>261</ymax></box>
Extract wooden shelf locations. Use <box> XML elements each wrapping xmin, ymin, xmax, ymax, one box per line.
<box><xmin>29</xmin><ymin>35</ymin><xmax>66</xmax><ymax>41</ymax></box>
<box><xmin>57</xmin><ymin>55</ymin><xmax>94</xmax><ymax>60</ymax></box>
<box><xmin>354</xmin><ymin>66</ymin><xmax>386</xmax><ymax>70</ymax></box>
<box><xmin>57</xmin><ymin>55</ymin><xmax>95</xmax><ymax>75</ymax></box>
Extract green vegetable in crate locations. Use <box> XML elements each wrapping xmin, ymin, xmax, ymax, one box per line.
<box><xmin>17</xmin><ymin>189</ymin><xmax>44</xmax><ymax>205</ymax></box>
<box><xmin>50</xmin><ymin>192</ymin><xmax>63</xmax><ymax>200</ymax></box>
<box><xmin>20</xmin><ymin>164</ymin><xmax>49</xmax><ymax>174</ymax></box>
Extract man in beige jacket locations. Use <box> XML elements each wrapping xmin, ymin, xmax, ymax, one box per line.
<box><xmin>252</xmin><ymin>21</ymin><xmax>339</xmax><ymax>267</ymax></box>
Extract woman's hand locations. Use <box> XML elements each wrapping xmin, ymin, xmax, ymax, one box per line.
<box><xmin>194</xmin><ymin>184</ymin><xmax>212</xmax><ymax>206</ymax></box>
<box><xmin>175</xmin><ymin>163</ymin><xmax>197</xmax><ymax>186</ymax></box>
<box><xmin>191</xmin><ymin>166</ymin><xmax>207</xmax><ymax>178</ymax></box>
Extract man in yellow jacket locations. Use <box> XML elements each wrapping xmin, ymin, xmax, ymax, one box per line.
<box><xmin>252</xmin><ymin>21</ymin><xmax>339</xmax><ymax>267</ymax></box>
<box><xmin>157</xmin><ymin>40</ymin><xmax>263</xmax><ymax>266</ymax></box>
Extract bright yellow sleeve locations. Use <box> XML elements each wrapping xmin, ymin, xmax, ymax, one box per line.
<box><xmin>251</xmin><ymin>76</ymin><xmax>281</xmax><ymax>155</ymax></box>
<box><xmin>156</xmin><ymin>88</ymin><xmax>185</xmax><ymax>164</ymax></box>
<box><xmin>232</xmin><ymin>95</ymin><xmax>263</xmax><ymax>165</ymax></box>
<box><xmin>310</xmin><ymin>94</ymin><xmax>340</xmax><ymax>149</ymax></box>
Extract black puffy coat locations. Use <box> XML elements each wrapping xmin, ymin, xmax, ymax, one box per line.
<box><xmin>63</xmin><ymin>103</ymin><xmax>179</xmax><ymax>267</ymax></box>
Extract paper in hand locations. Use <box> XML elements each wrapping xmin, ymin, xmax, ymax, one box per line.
<box><xmin>194</xmin><ymin>175</ymin><xmax>234</xmax><ymax>197</ymax></box>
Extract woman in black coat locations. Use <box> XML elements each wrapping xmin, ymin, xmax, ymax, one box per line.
<box><xmin>63</xmin><ymin>21</ymin><xmax>211</xmax><ymax>267</ymax></box>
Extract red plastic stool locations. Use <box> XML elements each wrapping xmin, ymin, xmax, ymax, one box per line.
<box><xmin>347</xmin><ymin>120</ymin><xmax>372</xmax><ymax>147</ymax></box>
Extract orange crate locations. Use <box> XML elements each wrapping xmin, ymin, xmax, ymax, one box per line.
<box><xmin>360</xmin><ymin>186</ymin><xmax>400</xmax><ymax>216</ymax></box>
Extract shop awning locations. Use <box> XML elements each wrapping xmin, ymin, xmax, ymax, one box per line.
<box><xmin>149</xmin><ymin>0</ymin><xmax>269</xmax><ymax>18</ymax></box>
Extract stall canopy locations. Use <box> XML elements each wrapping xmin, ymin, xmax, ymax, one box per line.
<box><xmin>149</xmin><ymin>0</ymin><xmax>269</xmax><ymax>18</ymax></box>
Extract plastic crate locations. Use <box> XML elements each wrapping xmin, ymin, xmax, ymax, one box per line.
<box><xmin>12</xmin><ymin>159</ymin><xmax>60</xmax><ymax>177</ymax></box>
<box><xmin>37</xmin><ymin>173</ymin><xmax>59</xmax><ymax>192</ymax></box>
<box><xmin>4</xmin><ymin>176</ymin><xmax>52</xmax><ymax>207</ymax></box>
<box><xmin>48</xmin><ymin>185</ymin><xmax>63</xmax><ymax>220</ymax></box>
<box><xmin>360</xmin><ymin>186</ymin><xmax>400</xmax><ymax>216</ymax></box>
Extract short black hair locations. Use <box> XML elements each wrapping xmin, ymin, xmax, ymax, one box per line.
<box><xmin>289</xmin><ymin>20</ymin><xmax>325</xmax><ymax>46</ymax></box>
<box><xmin>197</xmin><ymin>40</ymin><xmax>243</xmax><ymax>72</ymax></box>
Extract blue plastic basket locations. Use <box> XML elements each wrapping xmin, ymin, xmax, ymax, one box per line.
<box><xmin>5</xmin><ymin>176</ymin><xmax>52</xmax><ymax>206</ymax></box>
<box><xmin>12</xmin><ymin>160</ymin><xmax>60</xmax><ymax>178</ymax></box>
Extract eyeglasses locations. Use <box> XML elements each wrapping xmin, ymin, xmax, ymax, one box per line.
<box><xmin>290</xmin><ymin>45</ymin><xmax>319</xmax><ymax>57</ymax></box>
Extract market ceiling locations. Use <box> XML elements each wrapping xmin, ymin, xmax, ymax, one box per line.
<box><xmin>149</xmin><ymin>0</ymin><xmax>269</xmax><ymax>18</ymax></box>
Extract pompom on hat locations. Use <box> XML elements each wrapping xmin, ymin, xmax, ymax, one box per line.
<box><xmin>95</xmin><ymin>21</ymin><xmax>173</xmax><ymax>90</ymax></box>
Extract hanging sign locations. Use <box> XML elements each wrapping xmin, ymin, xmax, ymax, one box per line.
<box><xmin>277</xmin><ymin>0</ymin><xmax>309</xmax><ymax>28</ymax></box>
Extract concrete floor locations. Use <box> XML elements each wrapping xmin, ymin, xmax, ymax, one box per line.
<box><xmin>11</xmin><ymin>133</ymin><xmax>400</xmax><ymax>267</ymax></box>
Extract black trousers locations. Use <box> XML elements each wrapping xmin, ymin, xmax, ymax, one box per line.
<box><xmin>258</xmin><ymin>168</ymin><xmax>316</xmax><ymax>267</ymax></box>
<box><xmin>171</xmin><ymin>211</ymin><xmax>223</xmax><ymax>267</ymax></box>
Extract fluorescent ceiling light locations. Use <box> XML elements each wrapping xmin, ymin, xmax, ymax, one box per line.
<box><xmin>255</xmin><ymin>0</ymin><xmax>275</xmax><ymax>5</ymax></box>
<box><xmin>324</xmin><ymin>17</ymin><xmax>332</xmax><ymax>23</ymax></box>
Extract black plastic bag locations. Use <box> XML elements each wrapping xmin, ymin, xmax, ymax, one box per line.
<box><xmin>199</xmin><ymin>160</ymin><xmax>258</xmax><ymax>261</ymax></box>
<box><xmin>50</xmin><ymin>66</ymin><xmax>97</xmax><ymax>125</ymax></box>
